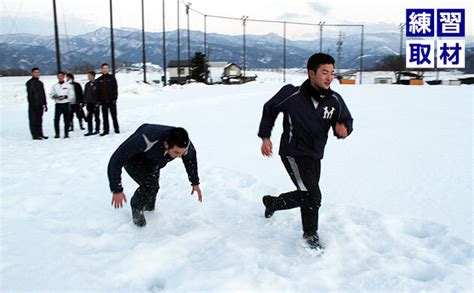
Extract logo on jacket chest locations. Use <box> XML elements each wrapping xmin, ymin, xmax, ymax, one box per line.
<box><xmin>322</xmin><ymin>106</ymin><xmax>336</xmax><ymax>119</ymax></box>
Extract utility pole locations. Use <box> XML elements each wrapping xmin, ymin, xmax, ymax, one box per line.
<box><xmin>319</xmin><ymin>21</ymin><xmax>325</xmax><ymax>52</ymax></box>
<box><xmin>52</xmin><ymin>0</ymin><xmax>61</xmax><ymax>72</ymax></box>
<box><xmin>283</xmin><ymin>22</ymin><xmax>286</xmax><ymax>83</ymax></box>
<box><xmin>109</xmin><ymin>0</ymin><xmax>116</xmax><ymax>75</ymax></box>
<box><xmin>399</xmin><ymin>23</ymin><xmax>405</xmax><ymax>56</ymax></box>
<box><xmin>204</xmin><ymin>15</ymin><xmax>207</xmax><ymax>57</ymax></box>
<box><xmin>186</xmin><ymin>3</ymin><xmax>192</xmax><ymax>68</ymax></box>
<box><xmin>360</xmin><ymin>25</ymin><xmax>364</xmax><ymax>84</ymax></box>
<box><xmin>242</xmin><ymin>16</ymin><xmax>248</xmax><ymax>78</ymax></box>
<box><xmin>141</xmin><ymin>0</ymin><xmax>147</xmax><ymax>83</ymax></box>
<box><xmin>162</xmin><ymin>0</ymin><xmax>167</xmax><ymax>86</ymax></box>
<box><xmin>336</xmin><ymin>31</ymin><xmax>344</xmax><ymax>75</ymax></box>
<box><xmin>177</xmin><ymin>0</ymin><xmax>181</xmax><ymax>83</ymax></box>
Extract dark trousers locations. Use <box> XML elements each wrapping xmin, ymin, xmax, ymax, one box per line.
<box><xmin>86</xmin><ymin>103</ymin><xmax>100</xmax><ymax>133</ymax></box>
<box><xmin>69</xmin><ymin>104</ymin><xmax>85</xmax><ymax>130</ymax></box>
<box><xmin>101</xmin><ymin>102</ymin><xmax>119</xmax><ymax>133</ymax></box>
<box><xmin>274</xmin><ymin>156</ymin><xmax>322</xmax><ymax>234</ymax></box>
<box><xmin>125</xmin><ymin>162</ymin><xmax>160</xmax><ymax>211</ymax></box>
<box><xmin>54</xmin><ymin>103</ymin><xmax>71</xmax><ymax>136</ymax></box>
<box><xmin>28</xmin><ymin>104</ymin><xmax>44</xmax><ymax>138</ymax></box>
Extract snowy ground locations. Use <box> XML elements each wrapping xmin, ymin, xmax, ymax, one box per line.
<box><xmin>0</xmin><ymin>71</ymin><xmax>472</xmax><ymax>291</ymax></box>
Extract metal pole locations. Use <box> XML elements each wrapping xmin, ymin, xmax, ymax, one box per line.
<box><xmin>283</xmin><ymin>21</ymin><xmax>286</xmax><ymax>83</ymax></box>
<box><xmin>141</xmin><ymin>0</ymin><xmax>147</xmax><ymax>83</ymax></box>
<box><xmin>52</xmin><ymin>0</ymin><xmax>61</xmax><ymax>72</ymax></box>
<box><xmin>319</xmin><ymin>22</ymin><xmax>323</xmax><ymax>52</ymax></box>
<box><xmin>435</xmin><ymin>41</ymin><xmax>439</xmax><ymax>80</ymax></box>
<box><xmin>186</xmin><ymin>3</ymin><xmax>191</xmax><ymax>67</ymax></box>
<box><xmin>359</xmin><ymin>25</ymin><xmax>364</xmax><ymax>84</ymax></box>
<box><xmin>242</xmin><ymin>16</ymin><xmax>247</xmax><ymax>78</ymax></box>
<box><xmin>336</xmin><ymin>31</ymin><xmax>343</xmax><ymax>75</ymax></box>
<box><xmin>162</xmin><ymin>0</ymin><xmax>167</xmax><ymax>86</ymax></box>
<box><xmin>177</xmin><ymin>0</ymin><xmax>181</xmax><ymax>83</ymax></box>
<box><xmin>204</xmin><ymin>15</ymin><xmax>207</xmax><ymax>57</ymax></box>
<box><xmin>399</xmin><ymin>23</ymin><xmax>404</xmax><ymax>56</ymax></box>
<box><xmin>109</xmin><ymin>0</ymin><xmax>116</xmax><ymax>75</ymax></box>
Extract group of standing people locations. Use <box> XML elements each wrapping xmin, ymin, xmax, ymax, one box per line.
<box><xmin>26</xmin><ymin>63</ymin><xmax>120</xmax><ymax>139</ymax></box>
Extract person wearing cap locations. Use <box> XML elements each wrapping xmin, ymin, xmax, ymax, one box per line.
<box><xmin>257</xmin><ymin>53</ymin><xmax>354</xmax><ymax>251</ymax></box>
<box><xmin>107</xmin><ymin>124</ymin><xmax>202</xmax><ymax>227</ymax></box>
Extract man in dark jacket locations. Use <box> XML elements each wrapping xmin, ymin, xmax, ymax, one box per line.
<box><xmin>97</xmin><ymin>63</ymin><xmax>120</xmax><ymax>136</ymax></box>
<box><xmin>108</xmin><ymin>124</ymin><xmax>202</xmax><ymax>227</ymax></box>
<box><xmin>66</xmin><ymin>73</ymin><xmax>85</xmax><ymax>131</ymax></box>
<box><xmin>83</xmin><ymin>71</ymin><xmax>101</xmax><ymax>136</ymax></box>
<box><xmin>258</xmin><ymin>53</ymin><xmax>353</xmax><ymax>252</ymax></box>
<box><xmin>26</xmin><ymin>67</ymin><xmax>48</xmax><ymax>140</ymax></box>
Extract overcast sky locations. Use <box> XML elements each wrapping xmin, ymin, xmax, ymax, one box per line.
<box><xmin>1</xmin><ymin>0</ymin><xmax>472</xmax><ymax>39</ymax></box>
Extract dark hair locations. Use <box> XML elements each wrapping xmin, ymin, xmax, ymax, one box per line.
<box><xmin>101</xmin><ymin>63</ymin><xmax>109</xmax><ymax>68</ymax></box>
<box><xmin>166</xmin><ymin>127</ymin><xmax>190</xmax><ymax>148</ymax></box>
<box><xmin>66</xmin><ymin>73</ymin><xmax>74</xmax><ymax>80</ymax></box>
<box><xmin>57</xmin><ymin>71</ymin><xmax>65</xmax><ymax>75</ymax></box>
<box><xmin>31</xmin><ymin>67</ymin><xmax>40</xmax><ymax>72</ymax></box>
<box><xmin>307</xmin><ymin>53</ymin><xmax>335</xmax><ymax>72</ymax></box>
<box><xmin>88</xmin><ymin>71</ymin><xmax>96</xmax><ymax>76</ymax></box>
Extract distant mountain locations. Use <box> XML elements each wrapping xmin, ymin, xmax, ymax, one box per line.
<box><xmin>0</xmin><ymin>28</ymin><xmax>472</xmax><ymax>74</ymax></box>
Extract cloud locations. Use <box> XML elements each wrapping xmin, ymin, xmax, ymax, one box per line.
<box><xmin>308</xmin><ymin>2</ymin><xmax>330</xmax><ymax>15</ymax></box>
<box><xmin>276</xmin><ymin>12</ymin><xmax>310</xmax><ymax>21</ymax></box>
<box><xmin>0</xmin><ymin>15</ymin><xmax>101</xmax><ymax>36</ymax></box>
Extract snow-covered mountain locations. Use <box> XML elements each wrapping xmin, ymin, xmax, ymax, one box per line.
<box><xmin>0</xmin><ymin>28</ymin><xmax>472</xmax><ymax>74</ymax></box>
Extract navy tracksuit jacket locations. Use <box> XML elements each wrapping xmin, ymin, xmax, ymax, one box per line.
<box><xmin>108</xmin><ymin>124</ymin><xmax>200</xmax><ymax>193</ymax></box>
<box><xmin>258</xmin><ymin>79</ymin><xmax>353</xmax><ymax>159</ymax></box>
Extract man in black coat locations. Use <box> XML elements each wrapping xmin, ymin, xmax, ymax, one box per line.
<box><xmin>96</xmin><ymin>63</ymin><xmax>120</xmax><ymax>136</ymax></box>
<box><xmin>26</xmin><ymin>67</ymin><xmax>48</xmax><ymax>140</ymax></box>
<box><xmin>83</xmin><ymin>71</ymin><xmax>101</xmax><ymax>136</ymax></box>
<box><xmin>66</xmin><ymin>73</ymin><xmax>85</xmax><ymax>131</ymax></box>
<box><xmin>258</xmin><ymin>53</ymin><xmax>353</xmax><ymax>251</ymax></box>
<box><xmin>108</xmin><ymin>124</ymin><xmax>202</xmax><ymax>227</ymax></box>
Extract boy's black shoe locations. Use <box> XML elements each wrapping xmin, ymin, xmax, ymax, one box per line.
<box><xmin>303</xmin><ymin>233</ymin><xmax>324</xmax><ymax>251</ymax></box>
<box><xmin>262</xmin><ymin>195</ymin><xmax>275</xmax><ymax>218</ymax></box>
<box><xmin>132</xmin><ymin>209</ymin><xmax>146</xmax><ymax>227</ymax></box>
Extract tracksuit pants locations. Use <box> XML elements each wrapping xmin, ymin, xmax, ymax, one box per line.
<box><xmin>273</xmin><ymin>156</ymin><xmax>322</xmax><ymax>235</ymax></box>
<box><xmin>124</xmin><ymin>162</ymin><xmax>160</xmax><ymax>211</ymax></box>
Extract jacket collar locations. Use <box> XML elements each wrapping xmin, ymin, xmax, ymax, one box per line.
<box><xmin>300</xmin><ymin>79</ymin><xmax>333</xmax><ymax>103</ymax></box>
